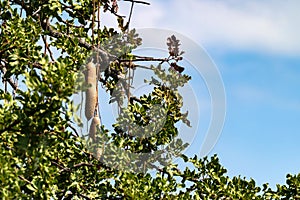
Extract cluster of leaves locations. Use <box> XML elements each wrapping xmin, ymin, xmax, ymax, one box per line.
<box><xmin>166</xmin><ymin>35</ymin><xmax>185</xmax><ymax>73</ymax></box>
<box><xmin>1</xmin><ymin>0</ymin><xmax>300</xmax><ymax>199</ymax></box>
<box><xmin>103</xmin><ymin>0</ymin><xmax>118</xmax><ymax>14</ymax></box>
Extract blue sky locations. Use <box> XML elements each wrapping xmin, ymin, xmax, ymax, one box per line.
<box><xmin>107</xmin><ymin>0</ymin><xmax>300</xmax><ymax>187</ymax></box>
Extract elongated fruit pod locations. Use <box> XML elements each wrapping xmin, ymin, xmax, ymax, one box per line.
<box><xmin>89</xmin><ymin>116</ymin><xmax>100</xmax><ymax>141</ymax></box>
<box><xmin>85</xmin><ymin>62</ymin><xmax>97</xmax><ymax>121</ymax></box>
<box><xmin>89</xmin><ymin>116</ymin><xmax>102</xmax><ymax>159</ymax></box>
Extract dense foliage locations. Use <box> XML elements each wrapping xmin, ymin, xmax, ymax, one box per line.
<box><xmin>1</xmin><ymin>0</ymin><xmax>299</xmax><ymax>199</ymax></box>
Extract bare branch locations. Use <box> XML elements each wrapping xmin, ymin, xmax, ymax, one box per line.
<box><xmin>123</xmin><ymin>0</ymin><xmax>135</xmax><ymax>31</ymax></box>
<box><xmin>119</xmin><ymin>55</ymin><xmax>183</xmax><ymax>63</ymax></box>
<box><xmin>123</xmin><ymin>0</ymin><xmax>150</xmax><ymax>5</ymax></box>
<box><xmin>51</xmin><ymin>160</ymin><xmax>66</xmax><ymax>170</ymax></box>
<box><xmin>68</xmin><ymin>122</ymin><xmax>80</xmax><ymax>137</ymax></box>
<box><xmin>42</xmin><ymin>35</ymin><xmax>55</xmax><ymax>61</ymax></box>
<box><xmin>30</xmin><ymin>62</ymin><xmax>43</xmax><ymax>69</ymax></box>
<box><xmin>18</xmin><ymin>176</ymin><xmax>37</xmax><ymax>189</ymax></box>
<box><xmin>73</xmin><ymin>162</ymin><xmax>94</xmax><ymax>168</ymax></box>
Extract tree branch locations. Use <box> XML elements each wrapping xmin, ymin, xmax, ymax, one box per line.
<box><xmin>18</xmin><ymin>175</ymin><xmax>37</xmax><ymax>189</ymax></box>
<box><xmin>73</xmin><ymin>162</ymin><xmax>94</xmax><ymax>168</ymax></box>
<box><xmin>123</xmin><ymin>0</ymin><xmax>150</xmax><ymax>5</ymax></box>
<box><xmin>119</xmin><ymin>55</ymin><xmax>183</xmax><ymax>63</ymax></box>
<box><xmin>40</xmin><ymin>19</ymin><xmax>116</xmax><ymax>64</ymax></box>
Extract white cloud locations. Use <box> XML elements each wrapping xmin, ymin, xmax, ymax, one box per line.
<box><xmin>130</xmin><ymin>0</ymin><xmax>300</xmax><ymax>55</ymax></box>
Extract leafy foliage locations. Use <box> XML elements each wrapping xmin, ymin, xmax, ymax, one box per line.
<box><xmin>0</xmin><ymin>0</ymin><xmax>299</xmax><ymax>199</ymax></box>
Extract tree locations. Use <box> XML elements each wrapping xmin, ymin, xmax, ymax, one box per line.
<box><xmin>0</xmin><ymin>0</ymin><xmax>299</xmax><ymax>199</ymax></box>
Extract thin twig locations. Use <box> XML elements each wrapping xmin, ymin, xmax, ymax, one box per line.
<box><xmin>100</xmin><ymin>1</ymin><xmax>126</xmax><ymax>18</ymax></box>
<box><xmin>73</xmin><ymin>162</ymin><xmax>94</xmax><ymax>168</ymax></box>
<box><xmin>42</xmin><ymin>35</ymin><xmax>55</xmax><ymax>61</ymax></box>
<box><xmin>68</xmin><ymin>123</ymin><xmax>80</xmax><ymax>137</ymax></box>
<box><xmin>42</xmin><ymin>35</ymin><xmax>47</xmax><ymax>55</ymax></box>
<box><xmin>127</xmin><ymin>65</ymin><xmax>131</xmax><ymax>100</ymax></box>
<box><xmin>51</xmin><ymin>160</ymin><xmax>65</xmax><ymax>170</ymax></box>
<box><xmin>30</xmin><ymin>61</ymin><xmax>43</xmax><ymax>69</ymax></box>
<box><xmin>4</xmin><ymin>78</ymin><xmax>7</xmax><ymax>94</ymax></box>
<box><xmin>92</xmin><ymin>0</ymin><xmax>95</xmax><ymax>44</ymax></box>
<box><xmin>20</xmin><ymin>0</ymin><xmax>24</xmax><ymax>16</ymax></box>
<box><xmin>123</xmin><ymin>0</ymin><xmax>150</xmax><ymax>5</ymax></box>
<box><xmin>18</xmin><ymin>176</ymin><xmax>37</xmax><ymax>189</ymax></box>
<box><xmin>120</xmin><ymin>55</ymin><xmax>183</xmax><ymax>63</ymax></box>
<box><xmin>12</xmin><ymin>76</ymin><xmax>18</xmax><ymax>98</ymax></box>
<box><xmin>0</xmin><ymin>65</ymin><xmax>18</xmax><ymax>90</ymax></box>
<box><xmin>120</xmin><ymin>58</ymin><xmax>168</xmax><ymax>62</ymax></box>
<box><xmin>32</xmin><ymin>6</ymin><xmax>41</xmax><ymax>16</ymax></box>
<box><xmin>125</xmin><ymin>1</ymin><xmax>135</xmax><ymax>30</ymax></box>
<box><xmin>97</xmin><ymin>1</ymin><xmax>101</xmax><ymax>32</ymax></box>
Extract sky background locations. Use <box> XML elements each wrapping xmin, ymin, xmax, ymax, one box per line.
<box><xmin>104</xmin><ymin>0</ymin><xmax>300</xmax><ymax>188</ymax></box>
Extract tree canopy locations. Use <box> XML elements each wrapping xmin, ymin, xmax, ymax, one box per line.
<box><xmin>0</xmin><ymin>0</ymin><xmax>299</xmax><ymax>199</ymax></box>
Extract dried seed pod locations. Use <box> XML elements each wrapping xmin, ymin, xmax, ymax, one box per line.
<box><xmin>89</xmin><ymin>116</ymin><xmax>100</xmax><ymax>141</ymax></box>
<box><xmin>85</xmin><ymin>62</ymin><xmax>97</xmax><ymax>121</ymax></box>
